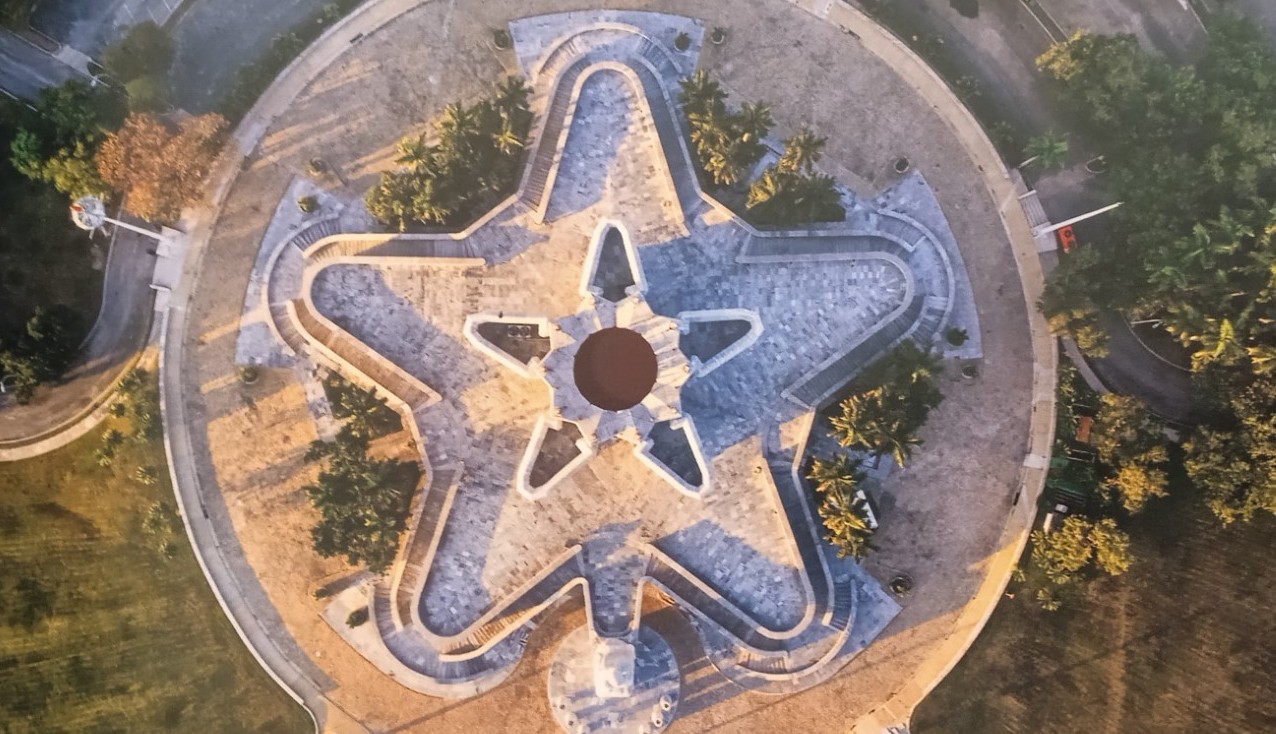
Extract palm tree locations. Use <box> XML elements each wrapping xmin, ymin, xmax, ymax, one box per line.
<box><xmin>494</xmin><ymin>76</ymin><xmax>531</xmax><ymax>115</ymax></box>
<box><xmin>1022</xmin><ymin>131</ymin><xmax>1070</xmax><ymax>169</ymax></box>
<box><xmin>494</xmin><ymin>118</ymin><xmax>525</xmax><ymax>156</ymax></box>
<box><xmin>678</xmin><ymin>70</ymin><xmax>726</xmax><ymax>116</ymax></box>
<box><xmin>395</xmin><ymin>135</ymin><xmax>435</xmax><ymax>169</ymax></box>
<box><xmin>745</xmin><ymin>167</ymin><xmax>787</xmax><ymax>211</ymax></box>
<box><xmin>778</xmin><ymin>127</ymin><xmax>827</xmax><ymax>174</ymax></box>
<box><xmin>807</xmin><ymin>453</ymin><xmax>862</xmax><ymax>495</ymax></box>
<box><xmin>817</xmin><ymin>482</ymin><xmax>874</xmax><ymax>560</ymax></box>
<box><xmin>736</xmin><ymin>101</ymin><xmax>773</xmax><ymax>143</ymax></box>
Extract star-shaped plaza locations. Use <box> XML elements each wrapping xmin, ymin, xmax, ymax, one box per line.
<box><xmin>216</xmin><ymin>7</ymin><xmax>1018</xmax><ymax>733</ymax></box>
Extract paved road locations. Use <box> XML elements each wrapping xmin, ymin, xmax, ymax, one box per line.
<box><xmin>168</xmin><ymin>0</ymin><xmax>329</xmax><ymax>112</ymax></box>
<box><xmin>0</xmin><ymin>224</ymin><xmax>157</xmax><ymax>445</ymax></box>
<box><xmin>0</xmin><ymin>29</ymin><xmax>81</xmax><ymax>99</ymax></box>
<box><xmin>30</xmin><ymin>0</ymin><xmax>183</xmax><ymax>56</ymax></box>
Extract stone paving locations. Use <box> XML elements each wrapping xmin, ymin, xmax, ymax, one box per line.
<box><xmin>233</xmin><ymin>7</ymin><xmax>991</xmax><ymax>726</ymax></box>
<box><xmin>173</xmin><ymin>0</ymin><xmax>1042</xmax><ymax>731</ymax></box>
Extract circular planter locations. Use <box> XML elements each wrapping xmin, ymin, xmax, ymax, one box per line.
<box><xmin>710</xmin><ymin>28</ymin><xmax>727</xmax><ymax>45</ymax></box>
<box><xmin>960</xmin><ymin>363</ymin><xmax>978</xmax><ymax>380</ymax></box>
<box><xmin>1085</xmin><ymin>156</ymin><xmax>1109</xmax><ymax>175</ymax></box>
<box><xmin>893</xmin><ymin>156</ymin><xmax>911</xmax><ymax>174</ymax></box>
<box><xmin>889</xmin><ymin>574</ymin><xmax>913</xmax><ymax>597</ymax></box>
<box><xmin>674</xmin><ymin>32</ymin><xmax>692</xmax><ymax>52</ymax></box>
<box><xmin>307</xmin><ymin>157</ymin><xmax>328</xmax><ymax>177</ymax></box>
<box><xmin>237</xmin><ymin>366</ymin><xmax>260</xmax><ymax>385</ymax></box>
<box><xmin>492</xmin><ymin>29</ymin><xmax>512</xmax><ymax>51</ymax></box>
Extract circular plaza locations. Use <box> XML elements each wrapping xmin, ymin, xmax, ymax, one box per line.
<box><xmin>164</xmin><ymin>1</ymin><xmax>1051</xmax><ymax>733</ymax></box>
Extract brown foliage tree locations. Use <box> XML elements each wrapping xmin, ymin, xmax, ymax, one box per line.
<box><xmin>96</xmin><ymin>112</ymin><xmax>227</xmax><ymax>223</ymax></box>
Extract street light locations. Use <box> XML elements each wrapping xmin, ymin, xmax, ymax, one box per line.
<box><xmin>69</xmin><ymin>195</ymin><xmax>172</xmax><ymax>247</ymax></box>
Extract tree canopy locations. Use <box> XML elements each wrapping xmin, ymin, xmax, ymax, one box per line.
<box><xmin>0</xmin><ymin>306</ymin><xmax>85</xmax><ymax>402</ymax></box>
<box><xmin>96</xmin><ymin>112</ymin><xmax>228</xmax><ymax>223</ymax></box>
<box><xmin>100</xmin><ymin>22</ymin><xmax>175</xmax><ymax>85</ymax></box>
<box><xmin>304</xmin><ymin>427</ymin><xmax>418</xmax><ymax>572</ymax></box>
<box><xmin>830</xmin><ymin>341</ymin><xmax>943</xmax><ymax>466</ymax></box>
<box><xmin>677</xmin><ymin>73</ymin><xmax>844</xmax><ymax>226</ymax></box>
<box><xmin>807</xmin><ymin>454</ymin><xmax>874</xmax><ymax>560</ymax></box>
<box><xmin>366</xmin><ymin>77</ymin><xmax>533</xmax><ymax>231</ymax></box>
<box><xmin>1034</xmin><ymin>22</ymin><xmax>1276</xmax><ymax>523</ymax></box>
<box><xmin>7</xmin><ymin>81</ymin><xmax>123</xmax><ymax>198</ymax></box>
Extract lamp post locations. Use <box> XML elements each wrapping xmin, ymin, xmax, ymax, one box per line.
<box><xmin>69</xmin><ymin>195</ymin><xmax>175</xmax><ymax>249</ymax></box>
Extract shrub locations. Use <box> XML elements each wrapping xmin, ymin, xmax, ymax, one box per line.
<box><xmin>946</xmin><ymin>327</ymin><xmax>969</xmax><ymax>346</ymax></box>
<box><xmin>346</xmin><ymin>607</ymin><xmax>369</xmax><ymax>627</ymax></box>
<box><xmin>674</xmin><ymin>32</ymin><xmax>691</xmax><ymax>51</ymax></box>
<box><xmin>297</xmin><ymin>195</ymin><xmax>318</xmax><ymax>213</ymax></box>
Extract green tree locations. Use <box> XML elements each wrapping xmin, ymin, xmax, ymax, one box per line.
<box><xmin>8</xmin><ymin>80</ymin><xmax>121</xmax><ymax>196</ymax></box>
<box><xmin>806</xmin><ymin>453</ymin><xmax>861</xmax><ymax>495</ymax></box>
<box><xmin>1104</xmin><ymin>463</ymin><xmax>1168</xmax><ymax>514</ymax></box>
<box><xmin>830</xmin><ymin>341</ymin><xmax>943</xmax><ymax>466</ymax></box>
<box><xmin>1037</xmin><ymin>246</ymin><xmax>1115</xmax><ymax>356</ymax></box>
<box><xmin>101</xmin><ymin>22</ymin><xmax>175</xmax><ymax>84</ymax></box>
<box><xmin>1029</xmin><ymin>515</ymin><xmax>1132</xmax><ymax>593</ymax></box>
<box><xmin>817</xmin><ymin>481</ymin><xmax>875</xmax><ymax>560</ymax></box>
<box><xmin>366</xmin><ymin>77</ymin><xmax>533</xmax><ymax>231</ymax></box>
<box><xmin>677</xmin><ymin>70</ymin><xmax>727</xmax><ymax>118</ymax></box>
<box><xmin>777</xmin><ymin>127</ymin><xmax>826</xmax><ymax>174</ymax></box>
<box><xmin>304</xmin><ymin>426</ymin><xmax>419</xmax><ymax>572</ymax></box>
<box><xmin>807</xmin><ymin>454</ymin><xmax>874</xmax><ymax>560</ymax></box>
<box><xmin>1023</xmin><ymin>131</ymin><xmax>1069</xmax><ymax>169</ymax></box>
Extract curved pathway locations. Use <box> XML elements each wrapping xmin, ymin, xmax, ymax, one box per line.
<box><xmin>0</xmin><ymin>225</ymin><xmax>157</xmax><ymax>460</ymax></box>
<box><xmin>159</xmin><ymin>1</ymin><xmax>1052</xmax><ymax>732</ymax></box>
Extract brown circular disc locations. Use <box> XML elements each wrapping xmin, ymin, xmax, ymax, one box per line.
<box><xmin>573</xmin><ymin>327</ymin><xmax>658</xmax><ymax>411</ymax></box>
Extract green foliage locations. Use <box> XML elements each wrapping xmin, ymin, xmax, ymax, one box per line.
<box><xmin>945</xmin><ymin>327</ymin><xmax>969</xmax><ymax>346</ymax></box>
<box><xmin>807</xmin><ymin>454</ymin><xmax>874</xmax><ymax>560</ymax></box>
<box><xmin>322</xmin><ymin>373</ymin><xmax>401</xmax><ymax>439</ymax></box>
<box><xmin>0</xmin><ymin>305</ymin><xmax>86</xmax><ymax>402</ymax></box>
<box><xmin>346</xmin><ymin>607</ymin><xmax>369</xmax><ymax>627</ymax></box>
<box><xmin>0</xmin><ymin>0</ymin><xmax>29</xmax><ymax>28</ymax></box>
<box><xmin>1038</xmin><ymin>246</ymin><xmax>1114</xmax><ymax>356</ymax></box>
<box><xmin>1028</xmin><ymin>516</ymin><xmax>1132</xmax><ymax>605</ymax></box>
<box><xmin>1024</xmin><ymin>131</ymin><xmax>1069</xmax><ymax>169</ymax></box>
<box><xmin>678</xmin><ymin>71</ymin><xmax>771</xmax><ymax>188</ymax></box>
<box><xmin>1087</xmin><ymin>394</ymin><xmax>1169</xmax><ymax>513</ymax></box>
<box><xmin>101</xmin><ymin>22</ymin><xmax>174</xmax><ymax>84</ymax></box>
<box><xmin>297</xmin><ymin>195</ymin><xmax>318</xmax><ymax>213</ymax></box>
<box><xmin>304</xmin><ymin>426</ymin><xmax>418</xmax><ymax>572</ymax></box>
<box><xmin>124</xmin><ymin>74</ymin><xmax>170</xmax><ymax>112</ymax></box>
<box><xmin>1037</xmin><ymin>24</ymin><xmax>1276</xmax><ymax>523</ymax></box>
<box><xmin>745</xmin><ymin>128</ymin><xmax>844</xmax><ymax>226</ymax></box>
<box><xmin>7</xmin><ymin>80</ymin><xmax>121</xmax><ymax>197</ymax></box>
<box><xmin>830</xmin><ymin>341</ymin><xmax>943</xmax><ymax>466</ymax></box>
<box><xmin>366</xmin><ymin>77</ymin><xmax>533</xmax><ymax>231</ymax></box>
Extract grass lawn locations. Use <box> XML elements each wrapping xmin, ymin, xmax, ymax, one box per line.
<box><xmin>0</xmin><ymin>403</ymin><xmax>311</xmax><ymax>732</ymax></box>
<box><xmin>914</xmin><ymin>480</ymin><xmax>1276</xmax><ymax>733</ymax></box>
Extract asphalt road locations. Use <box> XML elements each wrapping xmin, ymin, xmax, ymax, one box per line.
<box><xmin>30</xmin><ymin>0</ymin><xmax>184</xmax><ymax>56</ymax></box>
<box><xmin>0</xmin><ymin>29</ymin><xmax>80</xmax><ymax>99</ymax></box>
